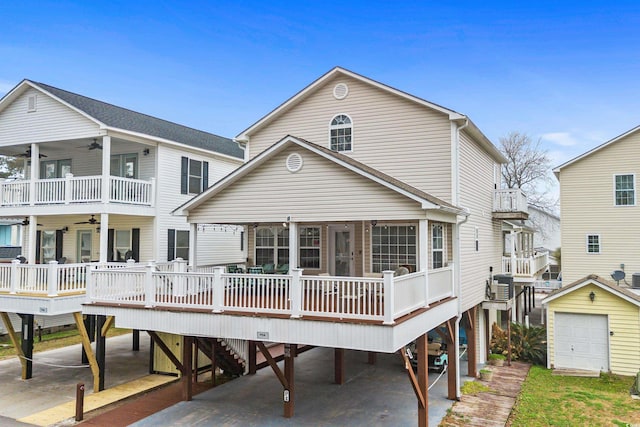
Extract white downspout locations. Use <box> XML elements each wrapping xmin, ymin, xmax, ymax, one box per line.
<box><xmin>454</xmin><ymin>208</ymin><xmax>470</xmax><ymax>399</ymax></box>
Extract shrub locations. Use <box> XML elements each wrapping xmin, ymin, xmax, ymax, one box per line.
<box><xmin>490</xmin><ymin>322</ymin><xmax>547</xmax><ymax>365</ymax></box>
<box><xmin>489</xmin><ymin>353</ymin><xmax>506</xmax><ymax>361</ymax></box>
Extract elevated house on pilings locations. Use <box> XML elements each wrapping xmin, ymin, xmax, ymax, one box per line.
<box><xmin>0</xmin><ymin>79</ymin><xmax>246</xmax><ymax>390</ymax></box>
<box><xmin>82</xmin><ymin>67</ymin><xmax>546</xmax><ymax>425</ymax></box>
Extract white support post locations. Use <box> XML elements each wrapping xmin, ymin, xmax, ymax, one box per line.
<box><xmin>290</xmin><ymin>268</ymin><xmax>303</xmax><ymax>318</ymax></box>
<box><xmin>29</xmin><ymin>143</ymin><xmax>39</xmax><ymax>206</ymax></box>
<box><xmin>418</xmin><ymin>219</ymin><xmax>429</xmax><ymax>308</ymax></box>
<box><xmin>101</xmin><ymin>136</ymin><xmax>111</xmax><ymax>204</ymax></box>
<box><xmin>382</xmin><ymin>270</ymin><xmax>395</xmax><ymax>325</ymax></box>
<box><xmin>10</xmin><ymin>259</ymin><xmax>19</xmax><ymax>294</ymax></box>
<box><xmin>99</xmin><ymin>214</ymin><xmax>109</xmax><ymax>263</ymax></box>
<box><xmin>212</xmin><ymin>266</ymin><xmax>225</xmax><ymax>313</ymax></box>
<box><xmin>47</xmin><ymin>260</ymin><xmax>59</xmax><ymax>297</ymax></box>
<box><xmin>144</xmin><ymin>261</ymin><xmax>156</xmax><ymax>308</ymax></box>
<box><xmin>27</xmin><ymin>216</ymin><xmax>37</xmax><ymax>264</ymax></box>
<box><xmin>189</xmin><ymin>223</ymin><xmax>198</xmax><ymax>268</ymax></box>
<box><xmin>149</xmin><ymin>177</ymin><xmax>156</xmax><ymax>207</ymax></box>
<box><xmin>510</xmin><ymin>230</ymin><xmax>516</xmax><ymax>275</ymax></box>
<box><xmin>288</xmin><ymin>222</ymin><xmax>298</xmax><ymax>272</ymax></box>
<box><xmin>64</xmin><ymin>173</ymin><xmax>73</xmax><ymax>204</ymax></box>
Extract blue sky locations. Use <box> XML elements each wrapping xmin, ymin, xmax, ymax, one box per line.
<box><xmin>1</xmin><ymin>1</ymin><xmax>640</xmax><ymax>173</ymax></box>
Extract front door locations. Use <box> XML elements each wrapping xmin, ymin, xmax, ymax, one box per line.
<box><xmin>329</xmin><ymin>225</ymin><xmax>354</xmax><ymax>276</ymax></box>
<box><xmin>77</xmin><ymin>230</ymin><xmax>93</xmax><ymax>263</ymax></box>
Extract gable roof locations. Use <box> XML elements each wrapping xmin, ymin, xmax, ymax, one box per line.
<box><xmin>235</xmin><ymin>66</ymin><xmax>506</xmax><ymax>163</ymax></box>
<box><xmin>174</xmin><ymin>135</ymin><xmax>464</xmax><ymax>216</ymax></box>
<box><xmin>0</xmin><ymin>80</ymin><xmax>244</xmax><ymax>159</ymax></box>
<box><xmin>542</xmin><ymin>274</ymin><xmax>640</xmax><ymax>307</ymax></box>
<box><xmin>553</xmin><ymin>124</ymin><xmax>640</xmax><ymax>176</ymax></box>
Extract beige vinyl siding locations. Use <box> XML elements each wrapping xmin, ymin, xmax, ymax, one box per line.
<box><xmin>0</xmin><ymin>88</ymin><xmax>99</xmax><ymax>146</ymax></box>
<box><xmin>156</xmin><ymin>144</ymin><xmax>242</xmax><ymax>263</ymax></box>
<box><xmin>458</xmin><ymin>131</ymin><xmax>502</xmax><ymax>312</ymax></box>
<box><xmin>189</xmin><ymin>145</ymin><xmax>426</xmax><ymax>224</ymax></box>
<box><xmin>248</xmin><ymin>75</ymin><xmax>453</xmax><ymax>201</ymax></box>
<box><xmin>547</xmin><ymin>283</ymin><xmax>640</xmax><ymax>376</ymax></box>
<box><xmin>560</xmin><ymin>130</ymin><xmax>640</xmax><ymax>284</ymax></box>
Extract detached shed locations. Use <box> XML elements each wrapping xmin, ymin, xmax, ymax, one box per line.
<box><xmin>542</xmin><ymin>275</ymin><xmax>640</xmax><ymax>376</ymax></box>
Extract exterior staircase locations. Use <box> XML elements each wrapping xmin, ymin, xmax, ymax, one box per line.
<box><xmin>196</xmin><ymin>337</ymin><xmax>246</xmax><ymax>376</ymax></box>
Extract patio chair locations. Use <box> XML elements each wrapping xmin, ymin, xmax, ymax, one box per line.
<box><xmin>262</xmin><ymin>263</ymin><xmax>275</xmax><ymax>274</ymax></box>
<box><xmin>276</xmin><ymin>263</ymin><xmax>289</xmax><ymax>274</ymax></box>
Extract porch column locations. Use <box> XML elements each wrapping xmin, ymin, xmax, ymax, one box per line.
<box><xmin>445</xmin><ymin>318</ymin><xmax>459</xmax><ymax>401</ymax></box>
<box><xmin>284</xmin><ymin>343</ymin><xmax>296</xmax><ymax>418</ymax></box>
<box><xmin>510</xmin><ymin>230</ymin><xmax>516</xmax><ymax>275</ymax></box>
<box><xmin>288</xmin><ymin>221</ymin><xmax>298</xmax><ymax>272</ymax></box>
<box><xmin>101</xmin><ymin>136</ymin><xmax>111</xmax><ymax>204</ymax></box>
<box><xmin>29</xmin><ymin>143</ymin><xmax>39</xmax><ymax>206</ymax></box>
<box><xmin>334</xmin><ymin>348</ymin><xmax>345</xmax><ymax>384</ymax></box>
<box><xmin>96</xmin><ymin>315</ymin><xmax>106</xmax><ymax>391</ymax></box>
<box><xmin>418</xmin><ymin>219</ymin><xmax>429</xmax><ymax>307</ymax></box>
<box><xmin>189</xmin><ymin>222</ymin><xmax>198</xmax><ymax>268</ymax></box>
<box><xmin>99</xmin><ymin>214</ymin><xmax>109</xmax><ymax>263</ymax></box>
<box><xmin>27</xmin><ymin>215</ymin><xmax>37</xmax><ymax>264</ymax></box>
<box><xmin>20</xmin><ymin>313</ymin><xmax>34</xmax><ymax>379</ymax></box>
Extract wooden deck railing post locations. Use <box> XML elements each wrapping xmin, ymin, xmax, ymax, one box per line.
<box><xmin>10</xmin><ymin>259</ymin><xmax>19</xmax><ymax>294</ymax></box>
<box><xmin>382</xmin><ymin>270</ymin><xmax>395</xmax><ymax>325</ymax></box>
<box><xmin>85</xmin><ymin>265</ymin><xmax>93</xmax><ymax>302</ymax></box>
<box><xmin>173</xmin><ymin>258</ymin><xmax>187</xmax><ymax>296</ymax></box>
<box><xmin>144</xmin><ymin>261</ymin><xmax>156</xmax><ymax>308</ymax></box>
<box><xmin>212</xmin><ymin>266</ymin><xmax>224</xmax><ymax>313</ymax></box>
<box><xmin>48</xmin><ymin>260</ymin><xmax>59</xmax><ymax>296</ymax></box>
<box><xmin>290</xmin><ymin>268</ymin><xmax>303</xmax><ymax>318</ymax></box>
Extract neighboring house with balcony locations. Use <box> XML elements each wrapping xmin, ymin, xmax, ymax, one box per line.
<box><xmin>543</xmin><ymin>124</ymin><xmax>640</xmax><ymax>375</ymax></box>
<box><xmin>83</xmin><ymin>67</ymin><xmax>545</xmax><ymax>424</ymax></box>
<box><xmin>0</xmin><ymin>79</ymin><xmax>245</xmax><ymax>384</ymax></box>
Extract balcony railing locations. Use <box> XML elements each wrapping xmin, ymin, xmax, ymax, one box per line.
<box><xmin>502</xmin><ymin>252</ymin><xmax>549</xmax><ymax>278</ymax></box>
<box><xmin>0</xmin><ymin>174</ymin><xmax>155</xmax><ymax>207</ymax></box>
<box><xmin>87</xmin><ymin>264</ymin><xmax>456</xmax><ymax>325</ymax></box>
<box><xmin>493</xmin><ymin>189</ymin><xmax>528</xmax><ymax>218</ymax></box>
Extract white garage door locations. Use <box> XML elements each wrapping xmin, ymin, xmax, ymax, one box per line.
<box><xmin>555</xmin><ymin>312</ymin><xmax>609</xmax><ymax>372</ymax></box>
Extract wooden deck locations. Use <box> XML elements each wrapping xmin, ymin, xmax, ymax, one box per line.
<box><xmin>441</xmin><ymin>361</ymin><xmax>531</xmax><ymax>426</ymax></box>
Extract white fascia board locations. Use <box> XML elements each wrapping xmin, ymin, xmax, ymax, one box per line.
<box><xmin>553</xmin><ymin>124</ymin><xmax>640</xmax><ymax>174</ymax></box>
<box><xmin>104</xmin><ymin>126</ymin><xmax>244</xmax><ymax>164</ymax></box>
<box><xmin>542</xmin><ymin>278</ymin><xmax>640</xmax><ymax>307</ymax></box>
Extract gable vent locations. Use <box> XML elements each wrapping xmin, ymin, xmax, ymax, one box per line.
<box><xmin>286</xmin><ymin>153</ymin><xmax>303</xmax><ymax>173</ymax></box>
<box><xmin>27</xmin><ymin>95</ymin><xmax>37</xmax><ymax>112</ymax></box>
<box><xmin>333</xmin><ymin>83</ymin><xmax>349</xmax><ymax>100</ymax></box>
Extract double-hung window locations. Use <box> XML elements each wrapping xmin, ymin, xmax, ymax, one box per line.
<box><xmin>299</xmin><ymin>227</ymin><xmax>321</xmax><ymax>269</ymax></box>
<box><xmin>181</xmin><ymin>157</ymin><xmax>209</xmax><ymax>194</ymax></box>
<box><xmin>255</xmin><ymin>227</ymin><xmax>289</xmax><ymax>266</ymax></box>
<box><xmin>168</xmin><ymin>229</ymin><xmax>189</xmax><ymax>261</ymax></box>
<box><xmin>432</xmin><ymin>224</ymin><xmax>444</xmax><ymax>269</ymax></box>
<box><xmin>586</xmin><ymin>234</ymin><xmax>600</xmax><ymax>254</ymax></box>
<box><xmin>614</xmin><ymin>174</ymin><xmax>635</xmax><ymax>206</ymax></box>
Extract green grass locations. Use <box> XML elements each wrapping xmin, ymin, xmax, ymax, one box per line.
<box><xmin>460</xmin><ymin>380</ymin><xmax>491</xmax><ymax>395</ymax></box>
<box><xmin>509</xmin><ymin>365</ymin><xmax>640</xmax><ymax>426</ymax></box>
<box><xmin>0</xmin><ymin>327</ymin><xmax>132</xmax><ymax>359</ymax></box>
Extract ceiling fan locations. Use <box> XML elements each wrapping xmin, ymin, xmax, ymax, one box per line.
<box><xmin>84</xmin><ymin>139</ymin><xmax>103</xmax><ymax>150</ymax></box>
<box><xmin>10</xmin><ymin>217</ymin><xmax>42</xmax><ymax>226</ymax></box>
<box><xmin>74</xmin><ymin>215</ymin><xmax>100</xmax><ymax>225</ymax></box>
<box><xmin>16</xmin><ymin>148</ymin><xmax>47</xmax><ymax>158</ymax></box>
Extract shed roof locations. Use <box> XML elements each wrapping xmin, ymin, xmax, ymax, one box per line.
<box><xmin>542</xmin><ymin>274</ymin><xmax>640</xmax><ymax>307</ymax></box>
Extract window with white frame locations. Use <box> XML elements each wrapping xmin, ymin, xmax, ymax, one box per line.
<box><xmin>432</xmin><ymin>224</ymin><xmax>445</xmax><ymax>269</ymax></box>
<box><xmin>372</xmin><ymin>225</ymin><xmax>416</xmax><ymax>273</ymax></box>
<box><xmin>299</xmin><ymin>227</ymin><xmax>320</xmax><ymax>269</ymax></box>
<box><xmin>329</xmin><ymin>114</ymin><xmax>352</xmax><ymax>151</ymax></box>
<box><xmin>167</xmin><ymin>229</ymin><xmax>189</xmax><ymax>261</ymax></box>
<box><xmin>586</xmin><ymin>234</ymin><xmax>600</xmax><ymax>254</ymax></box>
<box><xmin>181</xmin><ymin>157</ymin><xmax>209</xmax><ymax>194</ymax></box>
<box><xmin>255</xmin><ymin>227</ymin><xmax>289</xmax><ymax>267</ymax></box>
<box><xmin>615</xmin><ymin>174</ymin><xmax>635</xmax><ymax>206</ymax></box>
<box><xmin>114</xmin><ymin>230</ymin><xmax>132</xmax><ymax>261</ymax></box>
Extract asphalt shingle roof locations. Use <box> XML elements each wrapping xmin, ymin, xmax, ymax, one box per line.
<box><xmin>31</xmin><ymin>81</ymin><xmax>244</xmax><ymax>159</ymax></box>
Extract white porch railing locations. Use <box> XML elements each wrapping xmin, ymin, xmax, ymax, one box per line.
<box><xmin>87</xmin><ymin>263</ymin><xmax>456</xmax><ymax>324</ymax></box>
<box><xmin>0</xmin><ymin>260</ymin><xmax>88</xmax><ymax>296</ymax></box>
<box><xmin>502</xmin><ymin>252</ymin><xmax>549</xmax><ymax>277</ymax></box>
<box><xmin>0</xmin><ymin>174</ymin><xmax>155</xmax><ymax>207</ymax></box>
<box><xmin>493</xmin><ymin>189</ymin><xmax>528</xmax><ymax>213</ymax></box>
